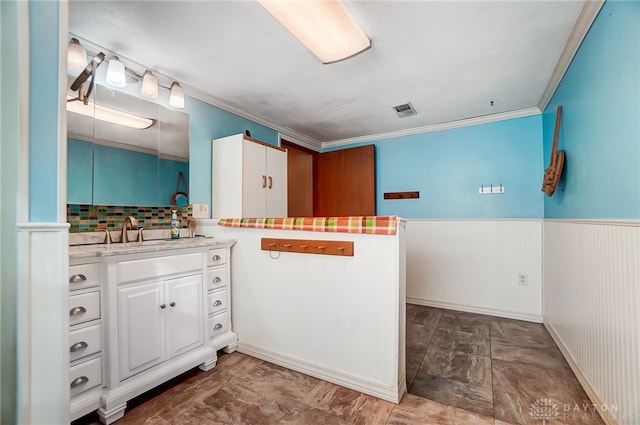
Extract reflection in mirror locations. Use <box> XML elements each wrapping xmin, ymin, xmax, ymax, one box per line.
<box><xmin>67</xmin><ymin>78</ymin><xmax>189</xmax><ymax>206</ymax></box>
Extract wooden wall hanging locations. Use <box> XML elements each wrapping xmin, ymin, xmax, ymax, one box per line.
<box><xmin>541</xmin><ymin>105</ymin><xmax>565</xmax><ymax>196</ymax></box>
<box><xmin>383</xmin><ymin>191</ymin><xmax>419</xmax><ymax>200</ymax></box>
<box><xmin>261</xmin><ymin>238</ymin><xmax>354</xmax><ymax>257</ymax></box>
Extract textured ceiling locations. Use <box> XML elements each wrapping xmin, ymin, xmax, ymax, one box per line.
<box><xmin>68</xmin><ymin>1</ymin><xmax>593</xmax><ymax>148</ymax></box>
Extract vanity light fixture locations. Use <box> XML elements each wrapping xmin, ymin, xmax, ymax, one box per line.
<box><xmin>70</xmin><ymin>51</ymin><xmax>105</xmax><ymax>105</ymax></box>
<box><xmin>106</xmin><ymin>56</ymin><xmax>127</xmax><ymax>87</ymax></box>
<box><xmin>141</xmin><ymin>71</ymin><xmax>159</xmax><ymax>99</ymax></box>
<box><xmin>169</xmin><ymin>82</ymin><xmax>185</xmax><ymax>108</ymax></box>
<box><xmin>66</xmin><ymin>95</ymin><xmax>155</xmax><ymax>130</ymax></box>
<box><xmin>258</xmin><ymin>0</ymin><xmax>370</xmax><ymax>64</ymax></box>
<box><xmin>67</xmin><ymin>38</ymin><xmax>88</xmax><ymax>73</ymax></box>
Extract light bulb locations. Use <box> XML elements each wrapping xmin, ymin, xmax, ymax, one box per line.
<box><xmin>106</xmin><ymin>56</ymin><xmax>126</xmax><ymax>88</ymax></box>
<box><xmin>141</xmin><ymin>71</ymin><xmax>159</xmax><ymax>99</ymax></box>
<box><xmin>169</xmin><ymin>82</ymin><xmax>185</xmax><ymax>108</ymax></box>
<box><xmin>67</xmin><ymin>38</ymin><xmax>87</xmax><ymax>73</ymax></box>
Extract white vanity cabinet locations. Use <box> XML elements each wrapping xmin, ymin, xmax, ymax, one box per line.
<box><xmin>68</xmin><ymin>239</ymin><xmax>236</xmax><ymax>425</ymax></box>
<box><xmin>68</xmin><ymin>261</ymin><xmax>104</xmax><ymax>422</ymax></box>
<box><xmin>205</xmin><ymin>247</ymin><xmax>237</xmax><ymax>352</ymax></box>
<box><xmin>212</xmin><ymin>133</ymin><xmax>287</xmax><ymax>218</ymax></box>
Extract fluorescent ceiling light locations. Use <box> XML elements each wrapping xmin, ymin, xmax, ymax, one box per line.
<box><xmin>258</xmin><ymin>0</ymin><xmax>370</xmax><ymax>64</ymax></box>
<box><xmin>66</xmin><ymin>96</ymin><xmax>155</xmax><ymax>130</ymax></box>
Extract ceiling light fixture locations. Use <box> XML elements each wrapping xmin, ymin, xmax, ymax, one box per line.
<box><xmin>141</xmin><ymin>70</ymin><xmax>159</xmax><ymax>99</ymax></box>
<box><xmin>67</xmin><ymin>38</ymin><xmax>88</xmax><ymax>73</ymax></box>
<box><xmin>67</xmin><ymin>36</ymin><xmax>186</xmax><ymax>109</ymax></box>
<box><xmin>106</xmin><ymin>55</ymin><xmax>126</xmax><ymax>88</ymax></box>
<box><xmin>258</xmin><ymin>0</ymin><xmax>370</xmax><ymax>64</ymax></box>
<box><xmin>66</xmin><ymin>95</ymin><xmax>155</xmax><ymax>130</ymax></box>
<box><xmin>169</xmin><ymin>82</ymin><xmax>185</xmax><ymax>108</ymax></box>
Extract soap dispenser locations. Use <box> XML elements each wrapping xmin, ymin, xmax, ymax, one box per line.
<box><xmin>171</xmin><ymin>210</ymin><xmax>180</xmax><ymax>239</ymax></box>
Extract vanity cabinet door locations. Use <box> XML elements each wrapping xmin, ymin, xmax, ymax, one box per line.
<box><xmin>166</xmin><ymin>274</ymin><xmax>204</xmax><ymax>359</ymax></box>
<box><xmin>118</xmin><ymin>281</ymin><xmax>167</xmax><ymax>380</ymax></box>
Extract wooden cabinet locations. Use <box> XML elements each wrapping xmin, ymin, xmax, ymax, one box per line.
<box><xmin>212</xmin><ymin>134</ymin><xmax>287</xmax><ymax>217</ymax></box>
<box><xmin>117</xmin><ymin>274</ymin><xmax>204</xmax><ymax>380</ymax></box>
<box><xmin>68</xmin><ymin>262</ymin><xmax>104</xmax><ymax>422</ymax></box>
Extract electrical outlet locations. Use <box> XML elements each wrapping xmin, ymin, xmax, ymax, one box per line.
<box><xmin>518</xmin><ymin>273</ymin><xmax>528</xmax><ymax>286</ymax></box>
<box><xmin>191</xmin><ymin>203</ymin><xmax>209</xmax><ymax>218</ymax></box>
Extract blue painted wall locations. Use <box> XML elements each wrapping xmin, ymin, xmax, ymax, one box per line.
<box><xmin>67</xmin><ymin>138</ymin><xmax>93</xmax><ymax>204</ymax></box>
<box><xmin>543</xmin><ymin>0</ymin><xmax>640</xmax><ymax>219</ymax></box>
<box><xmin>29</xmin><ymin>1</ymin><xmax>61</xmax><ymax>222</ymax></box>
<box><xmin>325</xmin><ymin>115</ymin><xmax>544</xmax><ymax>218</ymax></box>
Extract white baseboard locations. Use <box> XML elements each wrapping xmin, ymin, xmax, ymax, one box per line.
<box><xmin>407</xmin><ymin>297</ymin><xmax>543</xmax><ymax>323</ymax></box>
<box><xmin>544</xmin><ymin>322</ymin><xmax>619</xmax><ymax>425</ymax></box>
<box><xmin>237</xmin><ymin>342</ymin><xmax>403</xmax><ymax>404</ymax></box>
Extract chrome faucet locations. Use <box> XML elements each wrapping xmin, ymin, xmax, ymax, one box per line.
<box><xmin>121</xmin><ymin>216</ymin><xmax>139</xmax><ymax>243</ymax></box>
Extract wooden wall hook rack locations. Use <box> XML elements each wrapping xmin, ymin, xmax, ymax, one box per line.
<box><xmin>261</xmin><ymin>238</ymin><xmax>354</xmax><ymax>256</ymax></box>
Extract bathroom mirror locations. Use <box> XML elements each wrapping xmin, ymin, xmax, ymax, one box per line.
<box><xmin>67</xmin><ymin>79</ymin><xmax>189</xmax><ymax>206</ymax></box>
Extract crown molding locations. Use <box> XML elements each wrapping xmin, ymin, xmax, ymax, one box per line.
<box><xmin>537</xmin><ymin>0</ymin><xmax>605</xmax><ymax>112</ymax></box>
<box><xmin>322</xmin><ymin>107</ymin><xmax>541</xmax><ymax>149</ymax></box>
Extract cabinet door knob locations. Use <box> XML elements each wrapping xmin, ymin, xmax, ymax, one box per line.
<box><xmin>262</xmin><ymin>175</ymin><xmax>267</xmax><ymax>188</ymax></box>
<box><xmin>70</xmin><ymin>341</ymin><xmax>88</xmax><ymax>352</ymax></box>
<box><xmin>213</xmin><ymin>300</ymin><xmax>222</xmax><ymax>307</ymax></box>
<box><xmin>268</xmin><ymin>176</ymin><xmax>273</xmax><ymax>189</ymax></box>
<box><xmin>213</xmin><ymin>323</ymin><xmax>223</xmax><ymax>331</ymax></box>
<box><xmin>69</xmin><ymin>306</ymin><xmax>87</xmax><ymax>316</ymax></box>
<box><xmin>212</xmin><ymin>276</ymin><xmax>222</xmax><ymax>283</ymax></box>
<box><xmin>212</xmin><ymin>255</ymin><xmax>221</xmax><ymax>262</ymax></box>
<box><xmin>70</xmin><ymin>376</ymin><xmax>89</xmax><ymax>388</ymax></box>
<box><xmin>69</xmin><ymin>274</ymin><xmax>87</xmax><ymax>283</ymax></box>
<box><xmin>170</xmin><ymin>302</ymin><xmax>176</xmax><ymax>307</ymax></box>
<box><xmin>160</xmin><ymin>304</ymin><xmax>167</xmax><ymax>309</ymax></box>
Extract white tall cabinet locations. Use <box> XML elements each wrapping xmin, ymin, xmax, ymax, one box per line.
<box><xmin>212</xmin><ymin>134</ymin><xmax>287</xmax><ymax>218</ymax></box>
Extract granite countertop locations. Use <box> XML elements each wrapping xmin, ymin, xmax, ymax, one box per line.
<box><xmin>69</xmin><ymin>237</ymin><xmax>236</xmax><ymax>259</ymax></box>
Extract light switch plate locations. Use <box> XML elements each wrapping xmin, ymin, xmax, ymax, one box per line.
<box><xmin>191</xmin><ymin>203</ymin><xmax>209</xmax><ymax>218</ymax></box>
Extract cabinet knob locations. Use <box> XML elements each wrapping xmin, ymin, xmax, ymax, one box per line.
<box><xmin>160</xmin><ymin>304</ymin><xmax>167</xmax><ymax>309</ymax></box>
<box><xmin>69</xmin><ymin>306</ymin><xmax>87</xmax><ymax>316</ymax></box>
<box><xmin>69</xmin><ymin>274</ymin><xmax>87</xmax><ymax>283</ymax></box>
<box><xmin>213</xmin><ymin>300</ymin><xmax>222</xmax><ymax>307</ymax></box>
<box><xmin>70</xmin><ymin>341</ymin><xmax>88</xmax><ymax>352</ymax></box>
<box><xmin>211</xmin><ymin>255</ymin><xmax>221</xmax><ymax>262</ymax></box>
<box><xmin>70</xmin><ymin>376</ymin><xmax>89</xmax><ymax>388</ymax></box>
<box><xmin>212</xmin><ymin>276</ymin><xmax>222</xmax><ymax>283</ymax></box>
<box><xmin>170</xmin><ymin>302</ymin><xmax>176</xmax><ymax>307</ymax></box>
<box><xmin>213</xmin><ymin>323</ymin><xmax>223</xmax><ymax>331</ymax></box>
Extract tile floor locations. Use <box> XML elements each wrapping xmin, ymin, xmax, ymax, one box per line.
<box><xmin>73</xmin><ymin>305</ymin><xmax>605</xmax><ymax>425</ymax></box>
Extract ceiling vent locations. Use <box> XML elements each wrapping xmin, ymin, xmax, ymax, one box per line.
<box><xmin>392</xmin><ymin>102</ymin><xmax>417</xmax><ymax>118</ymax></box>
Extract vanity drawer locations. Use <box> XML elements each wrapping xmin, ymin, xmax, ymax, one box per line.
<box><xmin>69</xmin><ymin>323</ymin><xmax>102</xmax><ymax>362</ymax></box>
<box><xmin>207</xmin><ymin>289</ymin><xmax>228</xmax><ymax>316</ymax></box>
<box><xmin>207</xmin><ymin>248</ymin><xmax>227</xmax><ymax>267</ymax></box>
<box><xmin>70</xmin><ymin>356</ymin><xmax>102</xmax><ymax>398</ymax></box>
<box><xmin>206</xmin><ymin>267</ymin><xmax>228</xmax><ymax>291</ymax></box>
<box><xmin>117</xmin><ymin>253</ymin><xmax>202</xmax><ymax>284</ymax></box>
<box><xmin>208</xmin><ymin>312</ymin><xmax>229</xmax><ymax>339</ymax></box>
<box><xmin>69</xmin><ymin>291</ymin><xmax>101</xmax><ymax>326</ymax></box>
<box><xmin>69</xmin><ymin>263</ymin><xmax>101</xmax><ymax>290</ymax></box>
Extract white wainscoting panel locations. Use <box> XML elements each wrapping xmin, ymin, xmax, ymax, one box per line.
<box><xmin>17</xmin><ymin>223</ymin><xmax>70</xmax><ymax>425</ymax></box>
<box><xmin>406</xmin><ymin>219</ymin><xmax>543</xmax><ymax>322</ymax></box>
<box><xmin>544</xmin><ymin>220</ymin><xmax>639</xmax><ymax>425</ymax></box>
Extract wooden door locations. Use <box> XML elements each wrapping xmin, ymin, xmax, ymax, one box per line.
<box><xmin>315</xmin><ymin>145</ymin><xmax>376</xmax><ymax>216</ymax></box>
<box><xmin>283</xmin><ymin>142</ymin><xmax>314</xmax><ymax>216</ymax></box>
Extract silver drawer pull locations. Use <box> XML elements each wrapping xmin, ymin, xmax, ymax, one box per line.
<box><xmin>213</xmin><ymin>323</ymin><xmax>223</xmax><ymax>331</ymax></box>
<box><xmin>69</xmin><ymin>274</ymin><xmax>87</xmax><ymax>283</ymax></box>
<box><xmin>69</xmin><ymin>306</ymin><xmax>87</xmax><ymax>316</ymax></box>
<box><xmin>212</xmin><ymin>276</ymin><xmax>222</xmax><ymax>283</ymax></box>
<box><xmin>70</xmin><ymin>376</ymin><xmax>89</xmax><ymax>388</ymax></box>
<box><xmin>213</xmin><ymin>300</ymin><xmax>222</xmax><ymax>307</ymax></box>
<box><xmin>211</xmin><ymin>254</ymin><xmax>222</xmax><ymax>262</ymax></box>
<box><xmin>70</xmin><ymin>341</ymin><xmax>88</xmax><ymax>352</ymax></box>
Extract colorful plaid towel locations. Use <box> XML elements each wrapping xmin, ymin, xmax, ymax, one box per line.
<box><xmin>217</xmin><ymin>216</ymin><xmax>398</xmax><ymax>235</ymax></box>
